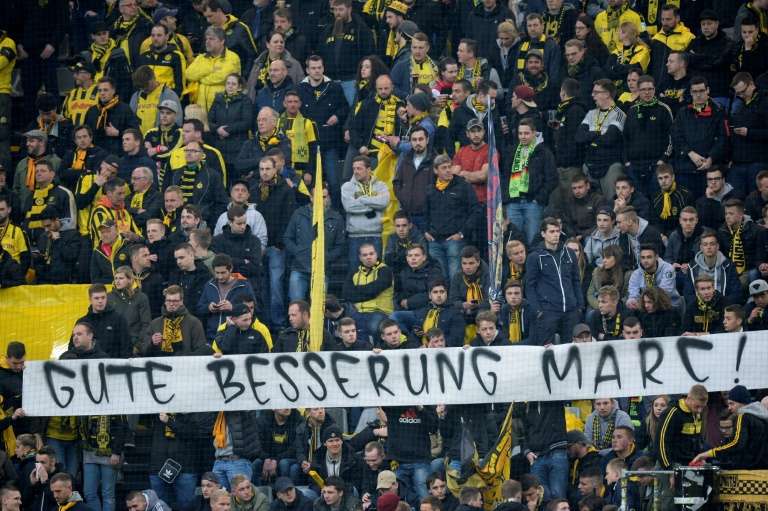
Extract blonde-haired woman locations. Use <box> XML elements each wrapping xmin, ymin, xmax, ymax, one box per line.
<box><xmin>108</xmin><ymin>266</ymin><xmax>151</xmax><ymax>355</ymax></box>
<box><xmin>607</xmin><ymin>21</ymin><xmax>650</xmax><ymax>84</ymax></box>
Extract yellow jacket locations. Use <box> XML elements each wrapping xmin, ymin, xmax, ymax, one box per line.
<box><xmin>140</xmin><ymin>33</ymin><xmax>194</xmax><ymax>64</ymax></box>
<box><xmin>595</xmin><ymin>6</ymin><xmax>644</xmax><ymax>52</ymax></box>
<box><xmin>651</xmin><ymin>22</ymin><xmax>695</xmax><ymax>52</ymax></box>
<box><xmin>0</xmin><ymin>33</ymin><xmax>16</xmax><ymax>95</ymax></box>
<box><xmin>350</xmin><ymin>262</ymin><xmax>394</xmax><ymax>314</ymax></box>
<box><xmin>612</xmin><ymin>42</ymin><xmax>651</xmax><ymax>73</ymax></box>
<box><xmin>186</xmin><ymin>49</ymin><xmax>241</xmax><ymax>112</ymax></box>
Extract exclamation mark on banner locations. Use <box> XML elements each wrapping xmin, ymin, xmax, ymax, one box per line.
<box><xmin>734</xmin><ymin>335</ymin><xmax>748</xmax><ymax>383</ymax></box>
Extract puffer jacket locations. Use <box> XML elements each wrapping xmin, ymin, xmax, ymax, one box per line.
<box><xmin>395</xmin><ymin>259</ymin><xmax>444</xmax><ymax>311</ymax></box>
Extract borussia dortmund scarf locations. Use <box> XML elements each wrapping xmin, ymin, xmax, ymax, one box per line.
<box><xmin>508</xmin><ymin>308</ymin><xmax>522</xmax><ymax>343</ymax></box>
<box><xmin>592</xmin><ymin>412</ymin><xmax>615</xmax><ymax>449</ymax></box>
<box><xmin>422</xmin><ymin>306</ymin><xmax>441</xmax><ymax>345</ymax></box>
<box><xmin>411</xmin><ymin>56</ymin><xmax>438</xmax><ymax>86</ymax></box>
<box><xmin>161</xmin><ymin>314</ymin><xmax>184</xmax><ymax>352</ymax></box>
<box><xmin>659</xmin><ymin>181</ymin><xmax>676</xmax><ymax>220</ymax></box>
<box><xmin>95</xmin><ymin>96</ymin><xmax>120</xmax><ymax>130</ymax></box>
<box><xmin>508</xmin><ymin>142</ymin><xmax>535</xmax><ymax>198</ymax></box>
<box><xmin>730</xmin><ymin>224</ymin><xmax>746</xmax><ymax>274</ymax></box>
<box><xmin>643</xmin><ymin>269</ymin><xmax>656</xmax><ymax>288</ymax></box>
<box><xmin>280</xmin><ymin>112</ymin><xmax>310</xmax><ymax>163</ymax></box>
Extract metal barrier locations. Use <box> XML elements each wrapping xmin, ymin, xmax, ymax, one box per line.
<box><xmin>619</xmin><ymin>466</ymin><xmax>720</xmax><ymax>511</ymax></box>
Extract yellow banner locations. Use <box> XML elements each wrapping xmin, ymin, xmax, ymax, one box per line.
<box><xmin>0</xmin><ymin>284</ymin><xmax>92</xmax><ymax>360</ymax></box>
<box><xmin>373</xmin><ymin>144</ymin><xmax>400</xmax><ymax>248</ymax></box>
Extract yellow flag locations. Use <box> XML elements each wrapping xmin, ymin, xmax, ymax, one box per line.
<box><xmin>373</xmin><ymin>144</ymin><xmax>400</xmax><ymax>249</ymax></box>
<box><xmin>309</xmin><ymin>149</ymin><xmax>325</xmax><ymax>352</ymax></box>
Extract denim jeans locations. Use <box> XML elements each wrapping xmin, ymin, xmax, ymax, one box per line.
<box><xmin>529</xmin><ymin>448</ymin><xmax>568</xmax><ymax>501</ymax></box>
<box><xmin>348</xmin><ymin>236</ymin><xmax>383</xmax><ymax>267</ymax></box>
<box><xmin>288</xmin><ymin>271</ymin><xmax>310</xmax><ymax>301</ymax></box>
<box><xmin>428</xmin><ymin>239</ymin><xmax>465</xmax><ymax>281</ymax></box>
<box><xmin>396</xmin><ymin>462</ymin><xmax>431</xmax><ymax>506</ymax></box>
<box><xmin>251</xmin><ymin>458</ymin><xmax>300</xmax><ymax>485</ymax></box>
<box><xmin>265</xmin><ymin>247</ymin><xmax>287</xmax><ymax>328</ymax></box>
<box><xmin>149</xmin><ymin>473</ymin><xmax>198</xmax><ymax>511</ymax></box>
<box><xmin>83</xmin><ymin>462</ymin><xmax>119</xmax><ymax>511</ymax></box>
<box><xmin>340</xmin><ymin>80</ymin><xmax>357</xmax><ymax>106</ymax></box>
<box><xmin>353</xmin><ymin>311</ymin><xmax>389</xmax><ymax>344</ymax></box>
<box><xmin>505</xmin><ymin>200</ymin><xmax>542</xmax><ymax>246</ymax></box>
<box><xmin>728</xmin><ymin>162</ymin><xmax>765</xmax><ymax>198</ymax></box>
<box><xmin>212</xmin><ymin>458</ymin><xmax>253</xmax><ymax>490</ymax></box>
<box><xmin>322</xmin><ymin>147</ymin><xmax>342</xmax><ymax>208</ymax></box>
<box><xmin>391</xmin><ymin>310</ymin><xmax>419</xmax><ymax>336</ymax></box>
<box><xmin>47</xmin><ymin>438</ymin><xmax>79</xmax><ymax>476</ymax></box>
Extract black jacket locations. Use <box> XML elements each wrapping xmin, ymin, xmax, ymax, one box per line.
<box><xmin>651</xmin><ymin>186</ymin><xmax>693</xmax><ymax>235</ymax></box>
<box><xmin>514</xmin><ymin>400</ymin><xmax>568</xmax><ymax>455</ymax></box>
<box><xmin>235</xmin><ymin>134</ymin><xmax>293</xmax><ymax>180</ymax></box>
<box><xmin>349</xmin><ymin>95</ymin><xmax>405</xmax><ymax>151</ymax></box>
<box><xmin>553</xmin><ymin>98</ymin><xmax>588</xmax><ymax>168</ymax></box>
<box><xmin>274</xmin><ymin>327</ymin><xmax>335</xmax><ymax>353</ymax></box>
<box><xmin>394</xmin><ymin>150</ymin><xmax>435</xmax><ymax>217</ymax></box>
<box><xmin>395</xmin><ymin>259</ymin><xmax>444</xmax><ymax>311</ymax></box>
<box><xmin>84</xmin><ymin>100</ymin><xmax>140</xmax><ymax>155</ymax></box>
<box><xmin>209</xmin><ymin>92</ymin><xmax>255</xmax><ymax>164</ymax></box>
<box><xmin>221</xmin><ymin>410</ymin><xmax>262</xmax><ymax>460</ymax></box>
<box><xmin>149</xmin><ymin>412</ymin><xmax>214</xmax><ymax>473</ymax></box>
<box><xmin>565</xmin><ymin>54</ymin><xmax>605</xmax><ymax>107</ymax></box>
<box><xmin>256</xmin><ymin>410</ymin><xmax>303</xmax><ymax>460</ymax></box>
<box><xmin>623</xmin><ymin>100</ymin><xmax>673</xmax><ymax>162</ymax></box>
<box><xmin>213</xmin><ymin>323</ymin><xmax>271</xmax><ymax>355</ymax></box>
<box><xmin>466</xmin><ymin>3</ymin><xmax>515</xmax><ymax>62</ymax></box>
<box><xmin>664</xmin><ymin>224</ymin><xmax>703</xmax><ymax>265</ymax></box>
<box><xmin>319</xmin><ymin>14</ymin><xmax>375</xmax><ymax>80</ymax></box>
<box><xmin>298</xmin><ymin>78</ymin><xmax>350</xmax><ymax>149</ymax></box>
<box><xmin>269</xmin><ymin>491</ymin><xmax>313</xmax><ymax>511</ymax></box>
<box><xmin>655</xmin><ymin>398</ymin><xmax>706</xmax><ymax>468</ymax></box>
<box><xmin>170</xmin><ymin>163</ymin><xmax>228</xmax><ymax>227</ymax></box>
<box><xmin>672</xmin><ymin>100</ymin><xmax>728</xmax><ymax>174</ymax></box>
<box><xmin>12</xmin><ymin>0</ymin><xmax>68</xmax><ymax>52</ymax></box>
<box><xmin>638</xmin><ymin>309</ymin><xmax>681</xmax><ymax>338</ymax></box>
<box><xmin>682</xmin><ymin>291</ymin><xmax>726</xmax><ymax>334</ymax></box>
<box><xmin>60</xmin><ymin>145</ymin><xmax>109</xmax><ymax>191</ymax></box>
<box><xmin>75</xmin><ymin>304</ymin><xmax>131</xmax><ymax>358</ymax></box>
<box><xmin>253</xmin><ymin>177</ymin><xmax>297</xmax><ymax>249</ymax></box>
<box><xmin>730</xmin><ymin>89</ymin><xmax>768</xmax><ymax>165</ymax></box>
<box><xmin>211</xmin><ymin>225</ymin><xmax>262</xmax><ymax>283</ymax></box>
<box><xmin>687</xmin><ymin>31</ymin><xmax>731</xmax><ymax>97</ymax></box>
<box><xmin>717</xmin><ymin>219</ymin><xmax>763</xmax><ymax>272</ymax></box>
<box><xmin>283</xmin><ymin>204</ymin><xmax>346</xmax><ymax>273</ymax></box>
<box><xmin>294</xmin><ymin>415</ymin><xmax>338</xmax><ymax>464</ymax></box>
<box><xmin>413</xmin><ymin>303</ymin><xmax>466</xmax><ymax>347</ymax></box>
<box><xmin>0</xmin><ymin>249</ymin><xmax>25</xmax><ymax>288</ymax></box>
<box><xmin>127</xmin><ymin>187</ymin><xmax>161</xmax><ymax>232</ymax></box>
<box><xmin>309</xmin><ymin>443</ymin><xmax>361</xmax><ymax>491</ymax></box>
<box><xmin>136</xmin><ymin>268</ymin><xmax>165</xmax><ymax>318</ymax></box>
<box><xmin>168</xmin><ymin>261</ymin><xmax>212</xmax><ymax>312</ymax></box>
<box><xmin>709</xmin><ymin>403</ymin><xmax>768</xmax><ymax>469</ymax></box>
<box><xmin>425</xmin><ymin>176</ymin><xmax>482</xmax><ymax>240</ymax></box>
<box><xmin>384</xmin><ymin>406</ymin><xmax>438</xmax><ymax>463</ymax></box>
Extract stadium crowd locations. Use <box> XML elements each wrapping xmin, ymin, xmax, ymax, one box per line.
<box><xmin>1</xmin><ymin>0</ymin><xmax>768</xmax><ymax>510</ymax></box>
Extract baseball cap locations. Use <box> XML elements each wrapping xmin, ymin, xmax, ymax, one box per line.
<box><xmin>749</xmin><ymin>279</ymin><xmax>768</xmax><ymax>296</ymax></box>
<box><xmin>377</xmin><ymin>494</ymin><xmax>400</xmax><ymax>511</ymax></box>
<box><xmin>513</xmin><ymin>85</ymin><xmax>536</xmax><ymax>108</ymax></box>
<box><xmin>274</xmin><ymin>477</ymin><xmax>294</xmax><ymax>493</ymax></box>
<box><xmin>201</xmin><ymin>472</ymin><xmax>221</xmax><ymax>484</ymax></box>
<box><xmin>699</xmin><ymin>9</ymin><xmax>719</xmax><ymax>22</ymax></box>
<box><xmin>102</xmin><ymin>154</ymin><xmax>121</xmax><ymax>168</ymax></box>
<box><xmin>158</xmin><ymin>99</ymin><xmax>180</xmax><ymax>115</ymax></box>
<box><xmin>466</xmin><ymin>118</ymin><xmax>484</xmax><ymax>131</ymax></box>
<box><xmin>377</xmin><ymin>470</ymin><xmax>397</xmax><ymax>490</ymax></box>
<box><xmin>69</xmin><ymin>58</ymin><xmax>96</xmax><ymax>76</ymax></box>
<box><xmin>398</xmin><ymin>20</ymin><xmax>419</xmax><ymax>39</ymax></box>
<box><xmin>566</xmin><ymin>429</ymin><xmax>589</xmax><ymax>446</ymax></box>
<box><xmin>153</xmin><ymin>6</ymin><xmax>179</xmax><ymax>24</ymax></box>
<box><xmin>526</xmin><ymin>49</ymin><xmax>544</xmax><ymax>62</ymax></box>
<box><xmin>572</xmin><ymin>323</ymin><xmax>591</xmax><ymax>338</ymax></box>
<box><xmin>322</xmin><ymin>425</ymin><xmax>343</xmax><ymax>443</ymax></box>
<box><xmin>98</xmin><ymin>219</ymin><xmax>117</xmax><ymax>230</ymax></box>
<box><xmin>227</xmin><ymin>302</ymin><xmax>251</xmax><ymax>317</ymax></box>
<box><xmin>24</xmin><ymin>129</ymin><xmax>48</xmax><ymax>143</ymax></box>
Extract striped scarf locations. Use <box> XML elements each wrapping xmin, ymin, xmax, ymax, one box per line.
<box><xmin>592</xmin><ymin>413</ymin><xmax>615</xmax><ymax>449</ymax></box>
<box><xmin>729</xmin><ymin>224</ymin><xmax>745</xmax><ymax>275</ymax></box>
<box><xmin>179</xmin><ymin>163</ymin><xmax>201</xmax><ymax>202</ymax></box>
<box><xmin>161</xmin><ymin>315</ymin><xmax>184</xmax><ymax>352</ymax></box>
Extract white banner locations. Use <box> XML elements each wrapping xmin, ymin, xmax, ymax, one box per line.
<box><xmin>22</xmin><ymin>332</ymin><xmax>765</xmax><ymax>416</ymax></box>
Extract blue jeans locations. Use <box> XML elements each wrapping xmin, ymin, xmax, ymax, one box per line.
<box><xmin>728</xmin><ymin>162</ymin><xmax>764</xmax><ymax>198</ymax></box>
<box><xmin>340</xmin><ymin>80</ymin><xmax>357</xmax><ymax>106</ymax></box>
<box><xmin>83</xmin><ymin>462</ymin><xmax>118</xmax><ymax>511</ymax></box>
<box><xmin>396</xmin><ymin>462</ymin><xmax>431</xmax><ymax>507</ymax></box>
<box><xmin>322</xmin><ymin>147</ymin><xmax>342</xmax><ymax>208</ymax></box>
<box><xmin>392</xmin><ymin>310</ymin><xmax>418</xmax><ymax>336</ymax></box>
<box><xmin>288</xmin><ymin>270</ymin><xmax>310</xmax><ymax>301</ymax></box>
<box><xmin>212</xmin><ymin>458</ymin><xmax>253</xmax><ymax>490</ymax></box>
<box><xmin>348</xmin><ymin>236</ymin><xmax>382</xmax><ymax>267</ymax></box>
<box><xmin>149</xmin><ymin>473</ymin><xmax>198</xmax><ymax>511</ymax></box>
<box><xmin>505</xmin><ymin>200</ymin><xmax>542</xmax><ymax>246</ymax></box>
<box><xmin>428</xmin><ymin>239</ymin><xmax>465</xmax><ymax>281</ymax></box>
<box><xmin>47</xmin><ymin>438</ymin><xmax>79</xmax><ymax>476</ymax></box>
<box><xmin>529</xmin><ymin>448</ymin><xmax>568</xmax><ymax>501</ymax></box>
<box><xmin>251</xmin><ymin>458</ymin><xmax>300</xmax><ymax>485</ymax></box>
<box><xmin>265</xmin><ymin>247</ymin><xmax>286</xmax><ymax>328</ymax></box>
<box><xmin>353</xmin><ymin>311</ymin><xmax>389</xmax><ymax>343</ymax></box>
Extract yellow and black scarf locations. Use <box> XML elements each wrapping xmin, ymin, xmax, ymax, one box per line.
<box><xmin>592</xmin><ymin>412</ymin><xmax>615</xmax><ymax>449</ymax></box>
<box><xmin>279</xmin><ymin>112</ymin><xmax>310</xmax><ymax>164</ymax></box>
<box><xmin>643</xmin><ymin>269</ymin><xmax>656</xmax><ymax>289</ymax></box>
<box><xmin>659</xmin><ymin>181</ymin><xmax>676</xmax><ymax>220</ymax></box>
<box><xmin>457</xmin><ymin>59</ymin><xmax>483</xmax><ymax>89</ymax></box>
<box><xmin>259</xmin><ymin>176</ymin><xmax>278</xmax><ymax>202</ymax></box>
<box><xmin>161</xmin><ymin>314</ymin><xmax>185</xmax><ymax>352</ymax></box>
<box><xmin>695</xmin><ymin>295</ymin><xmax>715</xmax><ymax>332</ymax></box>
<box><xmin>411</xmin><ymin>56</ymin><xmax>438</xmax><ymax>87</ymax></box>
<box><xmin>601</xmin><ymin>312</ymin><xmax>622</xmax><ymax>338</ymax></box>
<box><xmin>729</xmin><ymin>224</ymin><xmax>746</xmax><ymax>275</ymax></box>
<box><xmin>296</xmin><ymin>329</ymin><xmax>309</xmax><ymax>352</ymax></box>
<box><xmin>517</xmin><ymin>35</ymin><xmax>546</xmax><ymax>71</ymax></box>
<box><xmin>508</xmin><ymin>307</ymin><xmax>522</xmax><ymax>343</ymax></box>
<box><xmin>422</xmin><ymin>306</ymin><xmax>441</xmax><ymax>345</ymax></box>
<box><xmin>259</xmin><ymin>128</ymin><xmax>282</xmax><ymax>152</ymax></box>
<box><xmin>95</xmin><ymin>96</ymin><xmax>120</xmax><ymax>130</ymax></box>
